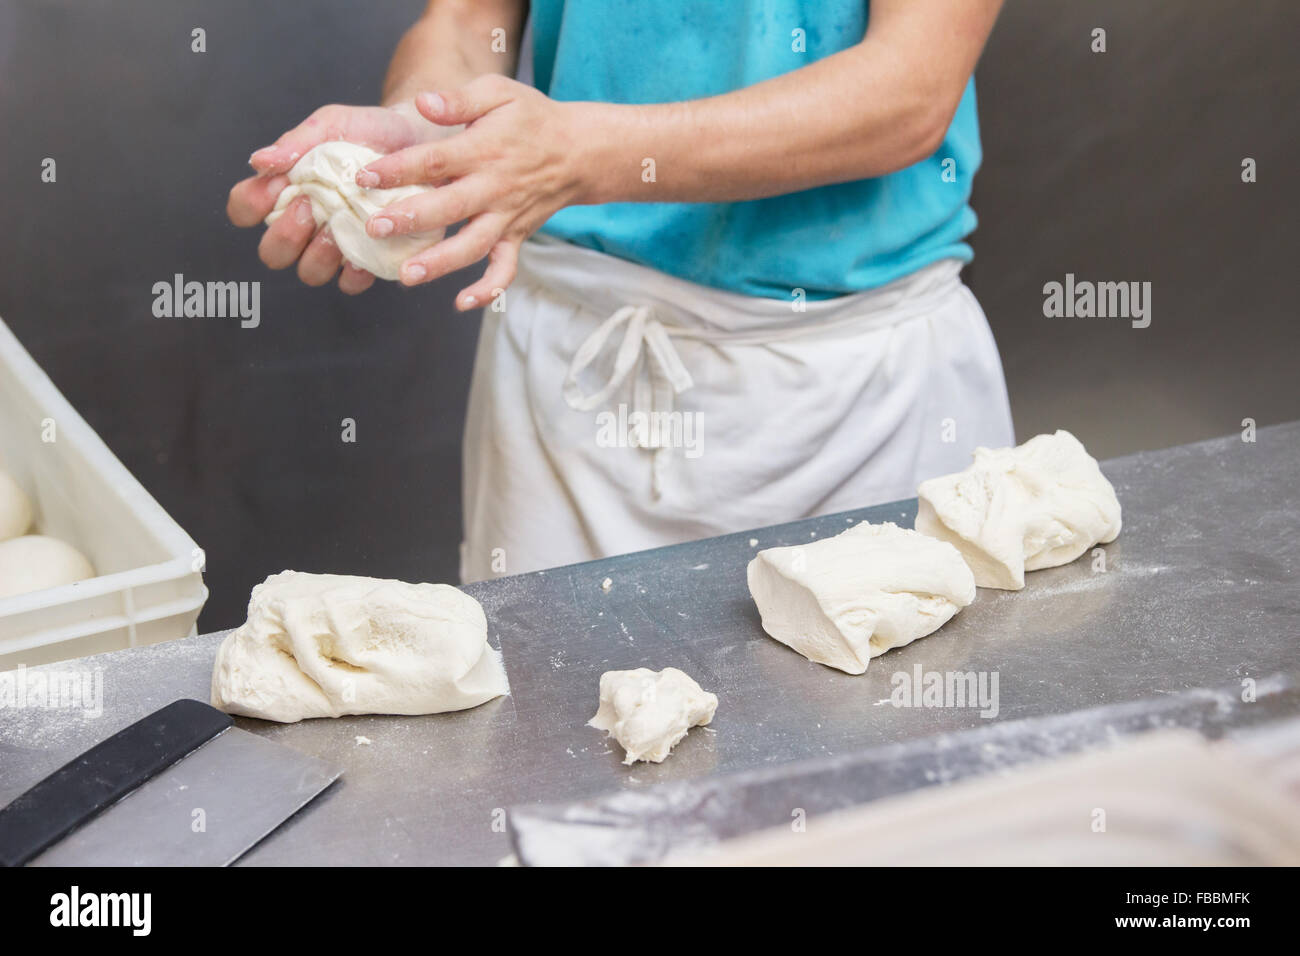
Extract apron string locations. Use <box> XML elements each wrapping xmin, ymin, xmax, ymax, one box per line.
<box><xmin>562</xmin><ymin>304</ymin><xmax>696</xmax><ymax>498</ymax></box>
<box><xmin>563</xmin><ymin>305</ymin><xmax>695</xmax><ymax>411</ymax></box>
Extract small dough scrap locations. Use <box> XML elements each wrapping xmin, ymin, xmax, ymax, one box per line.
<box><xmin>0</xmin><ymin>535</ymin><xmax>95</xmax><ymax>599</ymax></box>
<box><xmin>747</xmin><ymin>521</ymin><xmax>976</xmax><ymax>675</ymax></box>
<box><xmin>211</xmin><ymin>571</ymin><xmax>509</xmax><ymax>723</ymax></box>
<box><xmin>589</xmin><ymin>667</ymin><xmax>718</xmax><ymax>765</ymax></box>
<box><xmin>264</xmin><ymin>142</ymin><xmax>444</xmax><ymax>280</ymax></box>
<box><xmin>0</xmin><ymin>467</ymin><xmax>33</xmax><ymax>541</ymax></box>
<box><xmin>915</xmin><ymin>430</ymin><xmax>1122</xmax><ymax>590</ymax></box>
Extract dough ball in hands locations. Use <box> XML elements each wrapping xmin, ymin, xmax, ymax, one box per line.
<box><xmin>0</xmin><ymin>535</ymin><xmax>95</xmax><ymax>599</ymax></box>
<box><xmin>915</xmin><ymin>430</ymin><xmax>1122</xmax><ymax>590</ymax></box>
<box><xmin>0</xmin><ymin>467</ymin><xmax>33</xmax><ymax>540</ymax></box>
<box><xmin>747</xmin><ymin>521</ymin><xmax>976</xmax><ymax>675</ymax></box>
<box><xmin>264</xmin><ymin>142</ymin><xmax>444</xmax><ymax>281</ymax></box>
<box><xmin>211</xmin><ymin>571</ymin><xmax>510</xmax><ymax>723</ymax></box>
<box><xmin>589</xmin><ymin>667</ymin><xmax>718</xmax><ymax>765</ymax></box>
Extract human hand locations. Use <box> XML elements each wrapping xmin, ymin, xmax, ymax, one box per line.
<box><xmin>355</xmin><ymin>76</ymin><xmax>587</xmax><ymax>309</ymax></box>
<box><xmin>227</xmin><ymin>103</ymin><xmax>438</xmax><ymax>294</ymax></box>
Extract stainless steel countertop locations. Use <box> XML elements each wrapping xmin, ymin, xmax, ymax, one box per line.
<box><xmin>1</xmin><ymin>423</ymin><xmax>1296</xmax><ymax>865</ymax></box>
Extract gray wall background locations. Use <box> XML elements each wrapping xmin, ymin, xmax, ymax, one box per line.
<box><xmin>0</xmin><ymin>1</ymin><xmax>1295</xmax><ymax>630</ymax></box>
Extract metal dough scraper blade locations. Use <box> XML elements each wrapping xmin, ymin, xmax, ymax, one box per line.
<box><xmin>0</xmin><ymin>699</ymin><xmax>340</xmax><ymax>866</ymax></box>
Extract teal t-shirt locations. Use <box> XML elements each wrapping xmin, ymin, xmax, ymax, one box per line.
<box><xmin>530</xmin><ymin>0</ymin><xmax>981</xmax><ymax>300</ymax></box>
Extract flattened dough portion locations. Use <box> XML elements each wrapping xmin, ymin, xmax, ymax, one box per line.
<box><xmin>211</xmin><ymin>571</ymin><xmax>509</xmax><ymax>723</ymax></box>
<box><xmin>589</xmin><ymin>667</ymin><xmax>718</xmax><ymax>764</ymax></box>
<box><xmin>264</xmin><ymin>142</ymin><xmax>443</xmax><ymax>280</ymax></box>
<box><xmin>915</xmin><ymin>430</ymin><xmax>1122</xmax><ymax>590</ymax></box>
<box><xmin>747</xmin><ymin>521</ymin><xmax>976</xmax><ymax>675</ymax></box>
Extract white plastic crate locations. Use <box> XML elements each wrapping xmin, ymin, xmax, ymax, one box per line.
<box><xmin>0</xmin><ymin>316</ymin><xmax>207</xmax><ymax>669</ymax></box>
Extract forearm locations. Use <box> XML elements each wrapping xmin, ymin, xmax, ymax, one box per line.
<box><xmin>383</xmin><ymin>0</ymin><xmax>526</xmax><ymax>108</ymax></box>
<box><xmin>574</xmin><ymin>47</ymin><xmax>935</xmax><ymax>204</ymax></box>
<box><xmin>574</xmin><ymin>0</ymin><xmax>1001</xmax><ymax>205</ymax></box>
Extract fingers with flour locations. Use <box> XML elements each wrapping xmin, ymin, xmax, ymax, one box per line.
<box><xmin>398</xmin><ymin>213</ymin><xmax>508</xmax><ymax>286</ymax></box>
<box><xmin>258</xmin><ymin>195</ymin><xmax>317</xmax><ymax>270</ymax></box>
<box><xmin>249</xmin><ymin>104</ymin><xmax>396</xmax><ymax>176</ymax></box>
<box><xmin>297</xmin><ymin>227</ymin><xmax>343</xmax><ymax>287</ymax></box>
<box><xmin>247</xmin><ymin>113</ymin><xmax>329</xmax><ymax>177</ymax></box>
<box><xmin>415</xmin><ymin>78</ymin><xmax>517</xmax><ymax>128</ymax></box>
<box><xmin>338</xmin><ymin>262</ymin><xmax>376</xmax><ymax>296</ymax></box>
<box><xmin>356</xmin><ymin>136</ymin><xmax>473</xmax><ymax>190</ymax></box>
<box><xmin>367</xmin><ymin>177</ymin><xmax>492</xmax><ymax>238</ymax></box>
<box><xmin>455</xmin><ymin>240</ymin><xmax>520</xmax><ymax>312</ymax></box>
<box><xmin>354</xmin><ymin>76</ymin><xmax>518</xmax><ymax>189</ymax></box>
<box><xmin>227</xmin><ymin>173</ymin><xmax>290</xmax><ymax>228</ymax></box>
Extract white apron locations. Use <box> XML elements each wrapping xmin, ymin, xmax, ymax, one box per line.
<box><xmin>460</xmin><ymin>236</ymin><xmax>1014</xmax><ymax>583</ymax></box>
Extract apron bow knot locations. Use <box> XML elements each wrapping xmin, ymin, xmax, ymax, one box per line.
<box><xmin>562</xmin><ymin>304</ymin><xmax>695</xmax><ymax>496</ymax></box>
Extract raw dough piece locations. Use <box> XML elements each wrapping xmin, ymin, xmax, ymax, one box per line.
<box><xmin>0</xmin><ymin>535</ymin><xmax>95</xmax><ymax>599</ymax></box>
<box><xmin>747</xmin><ymin>521</ymin><xmax>976</xmax><ymax>675</ymax></box>
<box><xmin>915</xmin><ymin>430</ymin><xmax>1122</xmax><ymax>590</ymax></box>
<box><xmin>589</xmin><ymin>667</ymin><xmax>718</xmax><ymax>765</ymax></box>
<box><xmin>264</xmin><ymin>142</ymin><xmax>443</xmax><ymax>280</ymax></box>
<box><xmin>0</xmin><ymin>467</ymin><xmax>32</xmax><ymax>541</ymax></box>
<box><xmin>211</xmin><ymin>571</ymin><xmax>509</xmax><ymax>723</ymax></box>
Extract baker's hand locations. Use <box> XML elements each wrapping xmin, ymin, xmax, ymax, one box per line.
<box><xmin>356</xmin><ymin>75</ymin><xmax>586</xmax><ymax>309</ymax></box>
<box><xmin>227</xmin><ymin>104</ymin><xmax>434</xmax><ymax>295</ymax></box>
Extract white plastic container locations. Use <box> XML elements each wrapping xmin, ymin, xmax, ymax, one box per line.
<box><xmin>0</xmin><ymin>316</ymin><xmax>207</xmax><ymax>669</ymax></box>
